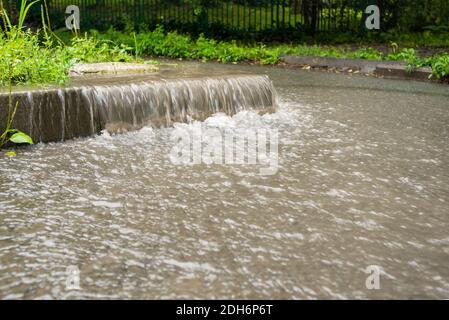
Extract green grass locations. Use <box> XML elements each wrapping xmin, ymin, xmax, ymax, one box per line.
<box><xmin>2</xmin><ymin>22</ymin><xmax>449</xmax><ymax>87</ymax></box>
<box><xmin>0</xmin><ymin>29</ymin><xmax>135</xmax><ymax>87</ymax></box>
<box><xmin>85</xmin><ymin>26</ymin><xmax>448</xmax><ymax>80</ymax></box>
<box><xmin>377</xmin><ymin>31</ymin><xmax>449</xmax><ymax>47</ymax></box>
<box><xmin>89</xmin><ymin>26</ymin><xmax>280</xmax><ymax>65</ymax></box>
<box><xmin>273</xmin><ymin>42</ymin><xmax>449</xmax><ymax>79</ymax></box>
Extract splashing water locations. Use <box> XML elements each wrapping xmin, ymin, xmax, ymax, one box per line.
<box><xmin>1</xmin><ymin>63</ymin><xmax>449</xmax><ymax>299</ymax></box>
<box><xmin>0</xmin><ymin>73</ymin><xmax>276</xmax><ymax>143</ymax></box>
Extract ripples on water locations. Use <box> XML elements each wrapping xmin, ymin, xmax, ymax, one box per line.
<box><xmin>1</xmin><ymin>65</ymin><xmax>449</xmax><ymax>299</ymax></box>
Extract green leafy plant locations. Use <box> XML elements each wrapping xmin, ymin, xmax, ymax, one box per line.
<box><xmin>0</xmin><ymin>64</ymin><xmax>34</xmax><ymax>150</ymax></box>
<box><xmin>430</xmin><ymin>54</ymin><xmax>449</xmax><ymax>80</ymax></box>
<box><xmin>1</xmin><ymin>0</ymin><xmax>36</xmax><ymax>150</ymax></box>
<box><xmin>87</xmin><ymin>26</ymin><xmax>449</xmax><ymax>80</ymax></box>
<box><xmin>0</xmin><ymin>0</ymin><xmax>139</xmax><ymax>151</ymax></box>
<box><xmin>94</xmin><ymin>26</ymin><xmax>280</xmax><ymax>65</ymax></box>
<box><xmin>1</xmin><ymin>1</ymin><xmax>135</xmax><ymax>87</ymax></box>
<box><xmin>349</xmin><ymin>48</ymin><xmax>384</xmax><ymax>60</ymax></box>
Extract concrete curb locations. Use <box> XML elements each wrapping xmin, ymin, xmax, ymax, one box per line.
<box><xmin>280</xmin><ymin>55</ymin><xmax>433</xmax><ymax>82</ymax></box>
<box><xmin>375</xmin><ymin>63</ymin><xmax>432</xmax><ymax>81</ymax></box>
<box><xmin>69</xmin><ymin>62</ymin><xmax>159</xmax><ymax>77</ymax></box>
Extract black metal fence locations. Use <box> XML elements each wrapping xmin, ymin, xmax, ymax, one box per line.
<box><xmin>14</xmin><ymin>1</ymin><xmax>449</xmax><ymax>38</ymax></box>
<box><xmin>44</xmin><ymin>0</ymin><xmax>368</xmax><ymax>35</ymax></box>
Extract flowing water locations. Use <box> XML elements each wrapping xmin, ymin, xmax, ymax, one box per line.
<box><xmin>0</xmin><ymin>71</ymin><xmax>275</xmax><ymax>143</ymax></box>
<box><xmin>1</xmin><ymin>63</ymin><xmax>449</xmax><ymax>299</ymax></box>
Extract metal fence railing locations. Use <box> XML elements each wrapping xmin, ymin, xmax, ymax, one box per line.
<box><xmin>11</xmin><ymin>1</ymin><xmax>449</xmax><ymax>38</ymax></box>
<box><xmin>46</xmin><ymin>0</ymin><xmax>375</xmax><ymax>33</ymax></box>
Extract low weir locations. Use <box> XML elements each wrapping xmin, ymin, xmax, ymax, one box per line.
<box><xmin>0</xmin><ymin>69</ymin><xmax>276</xmax><ymax>143</ymax></box>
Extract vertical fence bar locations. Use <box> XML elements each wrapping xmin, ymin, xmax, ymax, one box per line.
<box><xmin>237</xmin><ymin>0</ymin><xmax>240</xmax><ymax>30</ymax></box>
<box><xmin>85</xmin><ymin>1</ymin><xmax>91</xmax><ymax>29</ymax></box>
<box><xmin>274</xmin><ymin>0</ymin><xmax>278</xmax><ymax>31</ymax></box>
<box><xmin>152</xmin><ymin>0</ymin><xmax>155</xmax><ymax>25</ymax></box>
<box><xmin>293</xmin><ymin>0</ymin><xmax>297</xmax><ymax>29</ymax></box>
<box><xmin>177</xmin><ymin>0</ymin><xmax>180</xmax><ymax>25</ymax></box>
<box><xmin>346</xmin><ymin>0</ymin><xmax>349</xmax><ymax>32</ymax></box>
<box><xmin>317</xmin><ymin>0</ymin><xmax>324</xmax><ymax>31</ymax></box>
<box><xmin>158</xmin><ymin>0</ymin><xmax>161</xmax><ymax>25</ymax></box>
<box><xmin>187</xmin><ymin>0</ymin><xmax>190</xmax><ymax>24</ymax></box>
<box><xmin>148</xmin><ymin>0</ymin><xmax>151</xmax><ymax>26</ymax></box>
<box><xmin>143</xmin><ymin>0</ymin><xmax>145</xmax><ymax>25</ymax></box>
<box><xmin>165</xmin><ymin>0</ymin><xmax>168</xmax><ymax>25</ymax></box>
<box><xmin>215</xmin><ymin>0</ymin><xmax>218</xmax><ymax>27</ymax></box>
<box><xmin>281</xmin><ymin>0</ymin><xmax>285</xmax><ymax>31</ymax></box>
<box><xmin>168</xmin><ymin>0</ymin><xmax>172</xmax><ymax>25</ymax></box>
<box><xmin>157</xmin><ymin>0</ymin><xmax>165</xmax><ymax>24</ymax></box>
<box><xmin>249</xmin><ymin>0</ymin><xmax>251</xmax><ymax>31</ymax></box>
<box><xmin>138</xmin><ymin>0</ymin><xmax>142</xmax><ymax>27</ymax></box>
<box><xmin>244</xmin><ymin>1</ymin><xmax>251</xmax><ymax>31</ymax></box>
<box><xmin>289</xmin><ymin>0</ymin><xmax>292</xmax><ymax>29</ymax></box>
<box><xmin>264</xmin><ymin>0</ymin><xmax>270</xmax><ymax>30</ymax></box>
<box><xmin>225</xmin><ymin>0</ymin><xmax>229</xmax><ymax>30</ymax></box>
<box><xmin>221</xmin><ymin>0</ymin><xmax>224</xmax><ymax>29</ymax></box>
<box><xmin>186</xmin><ymin>0</ymin><xmax>190</xmax><ymax>24</ymax></box>
<box><xmin>174</xmin><ymin>0</ymin><xmax>177</xmax><ymax>24</ymax></box>
<box><xmin>232</xmin><ymin>0</ymin><xmax>234</xmax><ymax>30</ymax></box>
<box><xmin>243</xmin><ymin>0</ymin><xmax>246</xmax><ymax>31</ymax></box>
<box><xmin>184</xmin><ymin>0</ymin><xmax>186</xmax><ymax>26</ymax></box>
<box><xmin>253</xmin><ymin>1</ymin><xmax>256</xmax><ymax>32</ymax></box>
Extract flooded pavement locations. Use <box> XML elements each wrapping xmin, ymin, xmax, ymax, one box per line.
<box><xmin>1</xmin><ymin>63</ymin><xmax>449</xmax><ymax>299</ymax></box>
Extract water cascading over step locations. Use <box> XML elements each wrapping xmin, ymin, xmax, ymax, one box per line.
<box><xmin>0</xmin><ymin>73</ymin><xmax>277</xmax><ymax>143</ymax></box>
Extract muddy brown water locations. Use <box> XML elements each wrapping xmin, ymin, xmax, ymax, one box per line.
<box><xmin>1</xmin><ymin>62</ymin><xmax>448</xmax><ymax>299</ymax></box>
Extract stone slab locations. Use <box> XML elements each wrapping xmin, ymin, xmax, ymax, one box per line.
<box><xmin>69</xmin><ymin>62</ymin><xmax>159</xmax><ymax>77</ymax></box>
<box><xmin>280</xmin><ymin>55</ymin><xmax>433</xmax><ymax>81</ymax></box>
